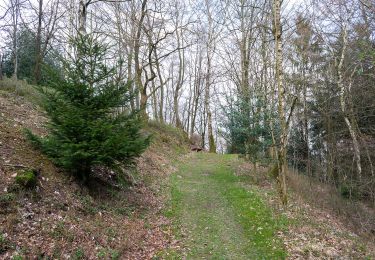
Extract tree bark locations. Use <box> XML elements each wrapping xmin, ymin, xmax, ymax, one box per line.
<box><xmin>134</xmin><ymin>0</ymin><xmax>148</xmax><ymax>119</ymax></box>
<box><xmin>34</xmin><ymin>0</ymin><xmax>43</xmax><ymax>84</ymax></box>
<box><xmin>0</xmin><ymin>54</ymin><xmax>3</xmax><ymax>81</ymax></box>
<box><xmin>173</xmin><ymin>23</ymin><xmax>184</xmax><ymax>129</ymax></box>
<box><xmin>337</xmin><ymin>25</ymin><xmax>362</xmax><ymax>179</ymax></box>
<box><xmin>11</xmin><ymin>0</ymin><xmax>19</xmax><ymax>80</ymax></box>
<box><xmin>151</xmin><ymin>79</ymin><xmax>158</xmax><ymax>119</ymax></box>
<box><xmin>205</xmin><ymin>54</ymin><xmax>216</xmax><ymax>153</ymax></box>
<box><xmin>205</xmin><ymin>0</ymin><xmax>216</xmax><ymax>153</ymax></box>
<box><xmin>154</xmin><ymin>51</ymin><xmax>165</xmax><ymax>123</ymax></box>
<box><xmin>78</xmin><ymin>0</ymin><xmax>88</xmax><ymax>34</ymax></box>
<box><xmin>273</xmin><ymin>0</ymin><xmax>288</xmax><ymax>205</ymax></box>
<box><xmin>190</xmin><ymin>47</ymin><xmax>203</xmax><ymax>137</ymax></box>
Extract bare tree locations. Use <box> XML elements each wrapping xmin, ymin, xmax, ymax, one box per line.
<box><xmin>273</xmin><ymin>0</ymin><xmax>287</xmax><ymax>205</ymax></box>
<box><xmin>0</xmin><ymin>53</ymin><xmax>3</xmax><ymax>80</ymax></box>
<box><xmin>33</xmin><ymin>0</ymin><xmax>62</xmax><ymax>84</ymax></box>
<box><xmin>204</xmin><ymin>0</ymin><xmax>217</xmax><ymax>153</ymax></box>
<box><xmin>336</xmin><ymin>23</ymin><xmax>362</xmax><ymax>179</ymax></box>
<box><xmin>9</xmin><ymin>0</ymin><xmax>20</xmax><ymax>79</ymax></box>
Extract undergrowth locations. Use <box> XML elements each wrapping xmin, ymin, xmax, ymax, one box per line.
<box><xmin>0</xmin><ymin>77</ymin><xmax>42</xmax><ymax>104</ymax></box>
<box><xmin>287</xmin><ymin>170</ymin><xmax>375</xmax><ymax>238</ymax></box>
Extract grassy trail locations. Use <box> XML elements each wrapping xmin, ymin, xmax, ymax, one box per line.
<box><xmin>166</xmin><ymin>153</ymin><xmax>286</xmax><ymax>259</ymax></box>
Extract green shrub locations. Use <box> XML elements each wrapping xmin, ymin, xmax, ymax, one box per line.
<box><xmin>339</xmin><ymin>183</ymin><xmax>360</xmax><ymax>199</ymax></box>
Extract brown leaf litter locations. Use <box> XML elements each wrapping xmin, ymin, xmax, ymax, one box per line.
<box><xmin>234</xmin><ymin>159</ymin><xmax>375</xmax><ymax>259</ymax></box>
<box><xmin>0</xmin><ymin>93</ymin><xmax>183</xmax><ymax>259</ymax></box>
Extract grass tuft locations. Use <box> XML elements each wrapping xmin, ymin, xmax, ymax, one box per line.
<box><xmin>0</xmin><ymin>77</ymin><xmax>42</xmax><ymax>104</ymax></box>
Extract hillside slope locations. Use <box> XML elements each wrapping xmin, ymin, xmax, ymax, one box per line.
<box><xmin>0</xmin><ymin>83</ymin><xmax>190</xmax><ymax>259</ymax></box>
<box><xmin>1</xmin><ymin>81</ymin><xmax>374</xmax><ymax>259</ymax></box>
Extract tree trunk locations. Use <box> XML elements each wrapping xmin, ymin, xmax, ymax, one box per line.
<box><xmin>205</xmin><ymin>0</ymin><xmax>216</xmax><ymax>153</ymax></box>
<box><xmin>186</xmin><ymin>80</ymin><xmax>193</xmax><ymax>136</ymax></box>
<box><xmin>11</xmin><ymin>0</ymin><xmax>19</xmax><ymax>80</ymax></box>
<box><xmin>78</xmin><ymin>0</ymin><xmax>87</xmax><ymax>34</ymax></box>
<box><xmin>240</xmin><ymin>1</ymin><xmax>250</xmax><ymax>102</ymax></box>
<box><xmin>173</xmin><ymin>90</ymin><xmax>182</xmax><ymax>128</ymax></box>
<box><xmin>34</xmin><ymin>0</ymin><xmax>43</xmax><ymax>84</ymax></box>
<box><xmin>173</xmin><ymin>13</ymin><xmax>185</xmax><ymax>129</ymax></box>
<box><xmin>140</xmin><ymin>88</ymin><xmax>148</xmax><ymax>117</ymax></box>
<box><xmin>273</xmin><ymin>0</ymin><xmax>288</xmax><ymax>206</ymax></box>
<box><xmin>0</xmin><ymin>54</ymin><xmax>3</xmax><ymax>81</ymax></box>
<box><xmin>190</xmin><ymin>48</ymin><xmax>203</xmax><ymax>137</ymax></box>
<box><xmin>337</xmin><ymin>25</ymin><xmax>362</xmax><ymax>179</ymax></box>
<box><xmin>154</xmin><ymin>51</ymin><xmax>164</xmax><ymax>123</ymax></box>
<box><xmin>325</xmin><ymin>112</ymin><xmax>337</xmax><ymax>182</ymax></box>
<box><xmin>205</xmin><ymin>54</ymin><xmax>216</xmax><ymax>153</ymax></box>
<box><xmin>134</xmin><ymin>0</ymin><xmax>148</xmax><ymax>119</ymax></box>
<box><xmin>301</xmin><ymin>59</ymin><xmax>311</xmax><ymax>176</ymax></box>
<box><xmin>151</xmin><ymin>80</ymin><xmax>158</xmax><ymax>119</ymax></box>
<box><xmin>126</xmin><ymin>4</ymin><xmax>136</xmax><ymax>111</ymax></box>
<box><xmin>127</xmin><ymin>49</ymin><xmax>135</xmax><ymax>111</ymax></box>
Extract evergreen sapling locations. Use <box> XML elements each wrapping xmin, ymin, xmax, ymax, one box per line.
<box><xmin>26</xmin><ymin>34</ymin><xmax>149</xmax><ymax>182</ymax></box>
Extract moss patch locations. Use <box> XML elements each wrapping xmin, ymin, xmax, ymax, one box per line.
<box><xmin>15</xmin><ymin>170</ymin><xmax>38</xmax><ymax>189</ymax></box>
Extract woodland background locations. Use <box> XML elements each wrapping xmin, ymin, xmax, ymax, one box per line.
<box><xmin>0</xmin><ymin>0</ymin><xmax>374</xmax><ymax>205</ymax></box>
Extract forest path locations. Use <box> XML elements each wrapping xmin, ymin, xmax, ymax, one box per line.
<box><xmin>166</xmin><ymin>153</ymin><xmax>286</xmax><ymax>259</ymax></box>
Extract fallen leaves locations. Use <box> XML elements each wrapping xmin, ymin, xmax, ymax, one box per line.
<box><xmin>277</xmin><ymin>195</ymin><xmax>374</xmax><ymax>259</ymax></box>
<box><xmin>236</xmin><ymin>160</ymin><xmax>375</xmax><ymax>259</ymax></box>
<box><xmin>0</xmin><ymin>94</ymin><xmax>183</xmax><ymax>259</ymax></box>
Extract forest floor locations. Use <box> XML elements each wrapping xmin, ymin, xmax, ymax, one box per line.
<box><xmin>0</xmin><ymin>82</ymin><xmax>188</xmax><ymax>259</ymax></box>
<box><xmin>0</xmin><ymin>79</ymin><xmax>374</xmax><ymax>259</ymax></box>
<box><xmin>160</xmin><ymin>152</ymin><xmax>375</xmax><ymax>259</ymax></box>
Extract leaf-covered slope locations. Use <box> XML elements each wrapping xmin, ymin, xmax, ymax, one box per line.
<box><xmin>0</xmin><ymin>84</ymin><xmax>189</xmax><ymax>259</ymax></box>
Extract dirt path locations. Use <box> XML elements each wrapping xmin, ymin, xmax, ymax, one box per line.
<box><xmin>167</xmin><ymin>153</ymin><xmax>285</xmax><ymax>259</ymax></box>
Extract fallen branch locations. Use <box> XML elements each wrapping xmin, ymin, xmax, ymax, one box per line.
<box><xmin>3</xmin><ymin>163</ymin><xmax>29</xmax><ymax>169</ymax></box>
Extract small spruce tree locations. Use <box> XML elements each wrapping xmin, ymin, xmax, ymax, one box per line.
<box><xmin>27</xmin><ymin>34</ymin><xmax>149</xmax><ymax>182</ymax></box>
<box><xmin>221</xmin><ymin>94</ymin><xmax>274</xmax><ymax>162</ymax></box>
